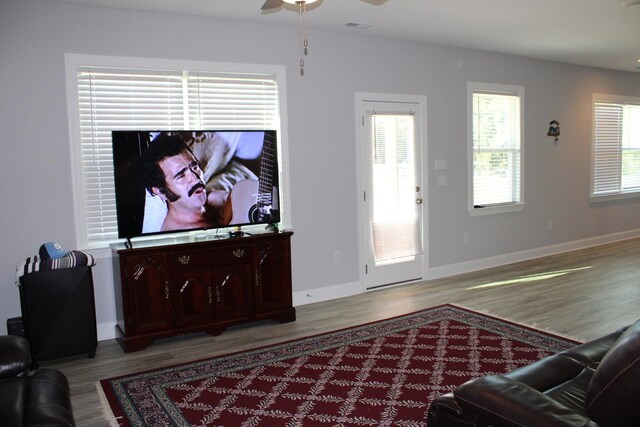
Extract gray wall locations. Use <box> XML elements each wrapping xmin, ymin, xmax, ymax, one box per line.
<box><xmin>1</xmin><ymin>0</ymin><xmax>639</xmax><ymax>336</ymax></box>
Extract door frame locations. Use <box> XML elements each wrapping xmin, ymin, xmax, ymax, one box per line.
<box><xmin>355</xmin><ymin>92</ymin><xmax>428</xmax><ymax>292</ymax></box>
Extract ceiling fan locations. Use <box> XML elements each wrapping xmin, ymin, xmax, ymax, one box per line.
<box><xmin>261</xmin><ymin>0</ymin><xmax>384</xmax><ymax>75</ymax></box>
<box><xmin>261</xmin><ymin>0</ymin><xmax>386</xmax><ymax>10</ymax></box>
<box><xmin>262</xmin><ymin>0</ymin><xmax>299</xmax><ymax>10</ymax></box>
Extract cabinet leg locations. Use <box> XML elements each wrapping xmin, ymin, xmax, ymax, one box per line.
<box><xmin>205</xmin><ymin>326</ymin><xmax>225</xmax><ymax>337</ymax></box>
<box><xmin>117</xmin><ymin>336</ymin><xmax>155</xmax><ymax>353</ymax></box>
<box><xmin>274</xmin><ymin>308</ymin><xmax>296</xmax><ymax>324</ymax></box>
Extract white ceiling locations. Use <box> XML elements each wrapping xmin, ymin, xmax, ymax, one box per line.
<box><xmin>45</xmin><ymin>0</ymin><xmax>640</xmax><ymax>73</ymax></box>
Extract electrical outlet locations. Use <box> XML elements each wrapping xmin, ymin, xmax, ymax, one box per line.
<box><xmin>333</xmin><ymin>251</ymin><xmax>342</xmax><ymax>263</ymax></box>
<box><xmin>463</xmin><ymin>233</ymin><xmax>470</xmax><ymax>244</ymax></box>
<box><xmin>547</xmin><ymin>220</ymin><xmax>553</xmax><ymax>231</ymax></box>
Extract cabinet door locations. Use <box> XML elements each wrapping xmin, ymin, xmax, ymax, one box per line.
<box><xmin>212</xmin><ymin>264</ymin><xmax>252</xmax><ymax>320</ymax></box>
<box><xmin>172</xmin><ymin>269</ymin><xmax>214</xmax><ymax>328</ymax></box>
<box><xmin>255</xmin><ymin>240</ymin><xmax>292</xmax><ymax>313</ymax></box>
<box><xmin>124</xmin><ymin>254</ymin><xmax>173</xmax><ymax>335</ymax></box>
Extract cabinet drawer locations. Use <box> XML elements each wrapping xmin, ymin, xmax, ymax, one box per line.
<box><xmin>171</xmin><ymin>246</ymin><xmax>252</xmax><ymax>269</ymax></box>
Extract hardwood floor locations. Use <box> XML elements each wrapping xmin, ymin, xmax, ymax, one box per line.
<box><xmin>42</xmin><ymin>237</ymin><xmax>640</xmax><ymax>426</ymax></box>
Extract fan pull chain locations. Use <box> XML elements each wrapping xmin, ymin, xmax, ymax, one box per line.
<box><xmin>298</xmin><ymin>1</ymin><xmax>308</xmax><ymax>76</ymax></box>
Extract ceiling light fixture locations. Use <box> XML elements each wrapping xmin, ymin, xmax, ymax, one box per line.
<box><xmin>262</xmin><ymin>0</ymin><xmax>381</xmax><ymax>75</ymax></box>
<box><xmin>282</xmin><ymin>0</ymin><xmax>319</xmax><ymax>76</ymax></box>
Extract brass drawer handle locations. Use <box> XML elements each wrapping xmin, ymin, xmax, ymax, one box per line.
<box><xmin>208</xmin><ymin>286</ymin><xmax>213</xmax><ymax>304</ymax></box>
<box><xmin>178</xmin><ymin>255</ymin><xmax>191</xmax><ymax>265</ymax></box>
<box><xmin>180</xmin><ymin>280</ymin><xmax>190</xmax><ymax>293</ymax></box>
<box><xmin>133</xmin><ymin>266</ymin><xmax>144</xmax><ymax>280</ymax></box>
<box><xmin>233</xmin><ymin>249</ymin><xmax>245</xmax><ymax>258</ymax></box>
<box><xmin>164</xmin><ymin>282</ymin><xmax>170</xmax><ymax>299</ymax></box>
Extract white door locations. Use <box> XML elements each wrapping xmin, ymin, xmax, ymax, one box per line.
<box><xmin>357</xmin><ymin>95</ymin><xmax>425</xmax><ymax>290</ymax></box>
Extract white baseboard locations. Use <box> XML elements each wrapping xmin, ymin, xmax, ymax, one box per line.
<box><xmin>293</xmin><ymin>281</ymin><xmax>362</xmax><ymax>306</ymax></box>
<box><xmin>292</xmin><ymin>229</ymin><xmax>640</xmax><ymax>310</ymax></box>
<box><xmin>426</xmin><ymin>228</ymin><xmax>640</xmax><ymax>280</ymax></box>
<box><xmin>97</xmin><ymin>322</ymin><xmax>117</xmax><ymax>341</ymax></box>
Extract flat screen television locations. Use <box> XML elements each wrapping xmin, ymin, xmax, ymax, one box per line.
<box><xmin>111</xmin><ymin>130</ymin><xmax>280</xmax><ymax>240</ymax></box>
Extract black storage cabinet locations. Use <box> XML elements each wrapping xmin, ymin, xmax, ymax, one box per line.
<box><xmin>19</xmin><ymin>266</ymin><xmax>97</xmax><ymax>361</ymax></box>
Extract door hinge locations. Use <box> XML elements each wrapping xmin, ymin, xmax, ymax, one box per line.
<box><xmin>365</xmin><ymin>264</ymin><xmax>368</xmax><ymax>274</ymax></box>
<box><xmin>363</xmin><ymin>191</ymin><xmax>367</xmax><ymax>202</ymax></box>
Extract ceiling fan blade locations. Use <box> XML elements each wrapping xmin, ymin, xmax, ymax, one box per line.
<box><xmin>261</xmin><ymin>0</ymin><xmax>284</xmax><ymax>10</ymax></box>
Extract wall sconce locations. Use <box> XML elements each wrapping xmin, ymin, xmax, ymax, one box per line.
<box><xmin>547</xmin><ymin>120</ymin><xmax>560</xmax><ymax>144</ymax></box>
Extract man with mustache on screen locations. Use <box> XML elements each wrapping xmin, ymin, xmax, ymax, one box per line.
<box><xmin>142</xmin><ymin>134</ymin><xmax>233</xmax><ymax>232</ymax></box>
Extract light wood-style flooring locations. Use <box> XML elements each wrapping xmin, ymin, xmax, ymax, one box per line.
<box><xmin>42</xmin><ymin>237</ymin><xmax>640</xmax><ymax>426</ymax></box>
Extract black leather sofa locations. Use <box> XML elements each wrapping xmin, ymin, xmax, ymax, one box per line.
<box><xmin>0</xmin><ymin>335</ymin><xmax>75</xmax><ymax>426</ymax></box>
<box><xmin>428</xmin><ymin>319</ymin><xmax>640</xmax><ymax>427</ymax></box>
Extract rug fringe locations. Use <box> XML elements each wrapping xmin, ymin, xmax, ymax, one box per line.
<box><xmin>96</xmin><ymin>382</ymin><xmax>123</xmax><ymax>427</ymax></box>
<box><xmin>448</xmin><ymin>303</ymin><xmax>583</xmax><ymax>343</ymax></box>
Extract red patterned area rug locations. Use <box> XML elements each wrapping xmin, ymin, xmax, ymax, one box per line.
<box><xmin>98</xmin><ymin>304</ymin><xmax>579</xmax><ymax>426</ymax></box>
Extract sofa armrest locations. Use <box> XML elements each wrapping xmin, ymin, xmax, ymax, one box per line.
<box><xmin>0</xmin><ymin>378</ymin><xmax>27</xmax><ymax>427</ymax></box>
<box><xmin>26</xmin><ymin>368</ymin><xmax>74</xmax><ymax>427</ymax></box>
<box><xmin>0</xmin><ymin>336</ymin><xmax>31</xmax><ymax>378</ymax></box>
<box><xmin>454</xmin><ymin>375</ymin><xmax>591</xmax><ymax>427</ymax></box>
<box><xmin>428</xmin><ymin>392</ymin><xmax>474</xmax><ymax>427</ymax></box>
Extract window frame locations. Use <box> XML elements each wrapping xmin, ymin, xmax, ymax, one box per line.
<box><xmin>591</xmin><ymin>93</ymin><xmax>640</xmax><ymax>203</ymax></box>
<box><xmin>64</xmin><ymin>54</ymin><xmax>291</xmax><ymax>250</ymax></box>
<box><xmin>467</xmin><ymin>82</ymin><xmax>525</xmax><ymax>216</ymax></box>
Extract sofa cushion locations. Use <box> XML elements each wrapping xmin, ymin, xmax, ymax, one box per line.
<box><xmin>503</xmin><ymin>351</ymin><xmax>587</xmax><ymax>391</ymax></box>
<box><xmin>585</xmin><ymin>319</ymin><xmax>640</xmax><ymax>427</ymax></box>
<box><xmin>560</xmin><ymin>327</ymin><xmax>626</xmax><ymax>368</ymax></box>
<box><xmin>545</xmin><ymin>366</ymin><xmax>595</xmax><ymax>414</ymax></box>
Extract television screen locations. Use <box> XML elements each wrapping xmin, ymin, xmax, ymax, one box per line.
<box><xmin>111</xmin><ymin>130</ymin><xmax>280</xmax><ymax>239</ymax></box>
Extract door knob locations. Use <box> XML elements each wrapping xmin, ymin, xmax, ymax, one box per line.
<box><xmin>416</xmin><ymin>198</ymin><xmax>423</xmax><ymax>204</ymax></box>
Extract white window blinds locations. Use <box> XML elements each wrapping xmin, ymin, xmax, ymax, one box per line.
<box><xmin>471</xmin><ymin>86</ymin><xmax>523</xmax><ymax>209</ymax></box>
<box><xmin>76</xmin><ymin>66</ymin><xmax>279</xmax><ymax>246</ymax></box>
<box><xmin>367</xmin><ymin>112</ymin><xmax>421</xmax><ymax>264</ymax></box>
<box><xmin>592</xmin><ymin>96</ymin><xmax>640</xmax><ymax>199</ymax></box>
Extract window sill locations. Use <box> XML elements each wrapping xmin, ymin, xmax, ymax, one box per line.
<box><xmin>590</xmin><ymin>191</ymin><xmax>640</xmax><ymax>203</ymax></box>
<box><xmin>469</xmin><ymin>203</ymin><xmax>525</xmax><ymax>217</ymax></box>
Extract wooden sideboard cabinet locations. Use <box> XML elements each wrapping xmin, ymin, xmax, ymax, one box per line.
<box><xmin>111</xmin><ymin>231</ymin><xmax>295</xmax><ymax>352</ymax></box>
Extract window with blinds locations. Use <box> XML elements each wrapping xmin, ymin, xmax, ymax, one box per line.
<box><xmin>71</xmin><ymin>62</ymin><xmax>280</xmax><ymax>247</ymax></box>
<box><xmin>592</xmin><ymin>95</ymin><xmax>640</xmax><ymax>200</ymax></box>
<box><xmin>469</xmin><ymin>83</ymin><xmax>524</xmax><ymax>213</ymax></box>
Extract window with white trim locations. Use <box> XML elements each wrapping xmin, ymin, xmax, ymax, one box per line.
<box><xmin>65</xmin><ymin>55</ymin><xmax>286</xmax><ymax>248</ymax></box>
<box><xmin>592</xmin><ymin>94</ymin><xmax>640</xmax><ymax>201</ymax></box>
<box><xmin>468</xmin><ymin>82</ymin><xmax>524</xmax><ymax>215</ymax></box>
